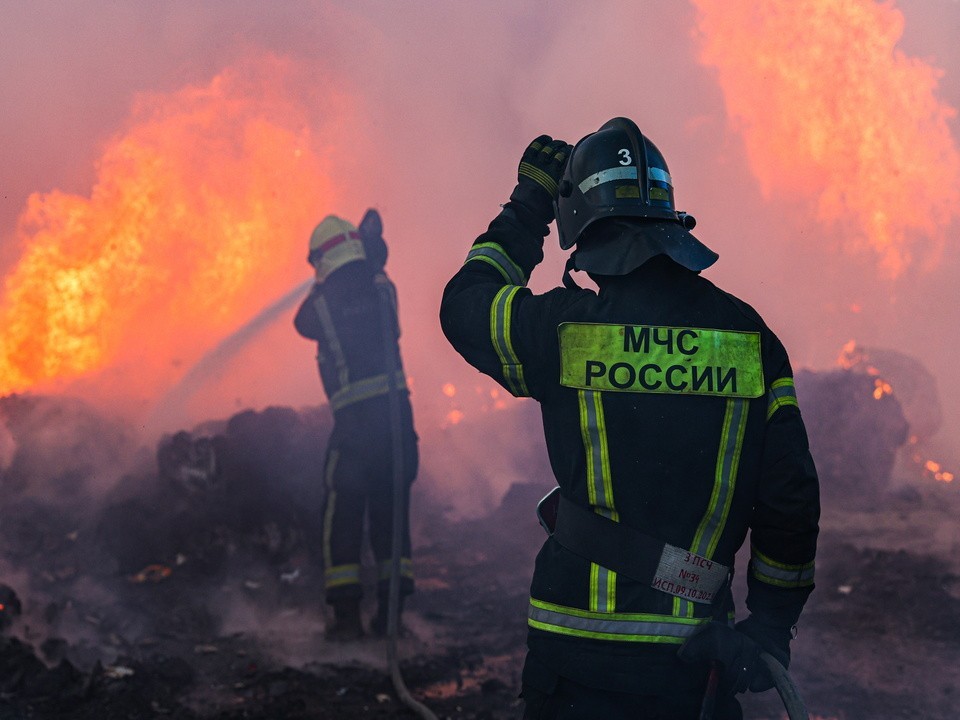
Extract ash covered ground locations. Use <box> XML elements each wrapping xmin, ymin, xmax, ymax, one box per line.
<box><xmin>1</xmin><ymin>362</ymin><xmax>959</xmax><ymax>720</ymax></box>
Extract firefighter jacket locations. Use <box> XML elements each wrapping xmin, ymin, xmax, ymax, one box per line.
<box><xmin>440</xmin><ymin>206</ymin><xmax>820</xmax><ymax>695</ymax></box>
<box><xmin>294</xmin><ymin>260</ymin><xmax>414</xmax><ymax>443</ymax></box>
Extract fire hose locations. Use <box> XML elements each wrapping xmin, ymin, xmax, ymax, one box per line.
<box><xmin>377</xmin><ymin>278</ymin><xmax>438</xmax><ymax>720</ymax></box>
<box><xmin>700</xmin><ymin>654</ymin><xmax>808</xmax><ymax>720</ymax></box>
<box><xmin>759</xmin><ymin>651</ymin><xmax>808</xmax><ymax>720</ymax></box>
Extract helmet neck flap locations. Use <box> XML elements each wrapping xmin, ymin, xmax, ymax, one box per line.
<box><xmin>554</xmin><ymin>117</ymin><xmax>717</xmax><ymax>277</ymax></box>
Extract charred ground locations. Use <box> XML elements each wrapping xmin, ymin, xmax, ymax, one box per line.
<box><xmin>1</xmin><ymin>364</ymin><xmax>959</xmax><ymax>719</ymax></box>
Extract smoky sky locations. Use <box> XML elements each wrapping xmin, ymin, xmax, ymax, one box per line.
<box><xmin>1</xmin><ymin>0</ymin><xmax>959</xmax><ymax>493</ymax></box>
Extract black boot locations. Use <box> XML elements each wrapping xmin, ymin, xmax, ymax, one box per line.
<box><xmin>325</xmin><ymin>599</ymin><xmax>364</xmax><ymax>641</ymax></box>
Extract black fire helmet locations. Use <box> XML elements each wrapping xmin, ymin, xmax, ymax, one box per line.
<box><xmin>553</xmin><ymin>117</ymin><xmax>718</xmax><ymax>276</ymax></box>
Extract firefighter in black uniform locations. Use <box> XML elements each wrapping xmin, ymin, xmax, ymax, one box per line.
<box><xmin>440</xmin><ymin>119</ymin><xmax>819</xmax><ymax>718</ymax></box>
<box><xmin>295</xmin><ymin>211</ymin><xmax>417</xmax><ymax>640</ymax></box>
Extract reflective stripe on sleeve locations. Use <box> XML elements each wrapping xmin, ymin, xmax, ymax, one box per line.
<box><xmin>465</xmin><ymin>242</ymin><xmax>527</xmax><ymax>286</ymax></box>
<box><xmin>750</xmin><ymin>545</ymin><xmax>815</xmax><ymax>588</ymax></box>
<box><xmin>490</xmin><ymin>286</ymin><xmax>530</xmax><ymax>397</ymax></box>
<box><xmin>528</xmin><ymin>598</ymin><xmax>707</xmax><ymax>644</ymax></box>
<box><xmin>767</xmin><ymin>377</ymin><xmax>798</xmax><ymax>421</ymax></box>
<box><xmin>328</xmin><ymin>371</ymin><xmax>408</xmax><ymax>412</ymax></box>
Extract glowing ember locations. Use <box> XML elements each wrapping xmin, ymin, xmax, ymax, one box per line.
<box><xmin>694</xmin><ymin>0</ymin><xmax>960</xmax><ymax>276</ymax></box>
<box><xmin>0</xmin><ymin>55</ymin><xmax>344</xmax><ymax>408</ymax></box>
<box><xmin>873</xmin><ymin>378</ymin><xmax>893</xmax><ymax>400</ymax></box>
<box><xmin>129</xmin><ymin>564</ymin><xmax>173</xmax><ymax>584</ymax></box>
<box><xmin>924</xmin><ymin>459</ymin><xmax>954</xmax><ymax>483</ymax></box>
<box><xmin>446</xmin><ymin>410</ymin><xmax>465</xmax><ymax>426</ymax></box>
<box><xmin>442</xmin><ymin>383</ymin><xmax>457</xmax><ymax>398</ymax></box>
<box><xmin>837</xmin><ymin>340</ymin><xmax>861</xmax><ymax>369</ymax></box>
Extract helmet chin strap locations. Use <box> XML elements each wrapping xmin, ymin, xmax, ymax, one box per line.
<box><xmin>562</xmin><ymin>255</ymin><xmax>581</xmax><ymax>290</ymax></box>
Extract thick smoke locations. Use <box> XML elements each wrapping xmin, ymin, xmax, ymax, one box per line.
<box><xmin>1</xmin><ymin>0</ymin><xmax>958</xmax><ymax>511</ymax></box>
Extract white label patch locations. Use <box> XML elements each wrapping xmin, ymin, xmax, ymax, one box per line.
<box><xmin>651</xmin><ymin>545</ymin><xmax>729</xmax><ymax>604</ymax></box>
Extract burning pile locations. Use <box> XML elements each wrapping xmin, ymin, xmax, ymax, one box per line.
<box><xmin>796</xmin><ymin>342</ymin><xmax>953</xmax><ymax>507</ymax></box>
<box><xmin>0</xmin><ymin>55</ymin><xmax>343</xmax><ymax>416</ymax></box>
<box><xmin>796</xmin><ymin>367</ymin><xmax>908</xmax><ymax>508</ymax></box>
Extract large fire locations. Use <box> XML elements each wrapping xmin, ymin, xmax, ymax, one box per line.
<box><xmin>693</xmin><ymin>0</ymin><xmax>960</xmax><ymax>277</ymax></box>
<box><xmin>0</xmin><ymin>55</ymin><xmax>345</xmax><ymax>412</ymax></box>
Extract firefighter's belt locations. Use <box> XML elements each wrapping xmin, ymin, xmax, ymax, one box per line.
<box><xmin>552</xmin><ymin>492</ymin><xmax>730</xmax><ymax>605</ymax></box>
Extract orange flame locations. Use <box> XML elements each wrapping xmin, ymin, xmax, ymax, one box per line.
<box><xmin>923</xmin><ymin>459</ymin><xmax>954</xmax><ymax>483</ymax></box>
<box><xmin>0</xmin><ymin>55</ymin><xmax>347</xmax><ymax>409</ymax></box>
<box><xmin>693</xmin><ymin>0</ymin><xmax>960</xmax><ymax>277</ymax></box>
<box><xmin>872</xmin><ymin>378</ymin><xmax>893</xmax><ymax>400</ymax></box>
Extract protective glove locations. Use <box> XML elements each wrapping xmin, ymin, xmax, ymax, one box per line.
<box><xmin>358</xmin><ymin>208</ymin><xmax>388</xmax><ymax>271</ymax></box>
<box><xmin>734</xmin><ymin>616</ymin><xmax>793</xmax><ymax>690</ymax></box>
<box><xmin>677</xmin><ymin>621</ymin><xmax>769</xmax><ymax>695</ymax></box>
<box><xmin>507</xmin><ymin>135</ymin><xmax>573</xmax><ymax>227</ymax></box>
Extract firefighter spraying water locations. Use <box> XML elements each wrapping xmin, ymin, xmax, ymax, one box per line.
<box><xmin>292</xmin><ymin>209</ymin><xmax>436</xmax><ymax>718</ymax></box>
<box><xmin>440</xmin><ymin>119</ymin><xmax>820</xmax><ymax>719</ymax></box>
<box><xmin>294</xmin><ymin>210</ymin><xmax>418</xmax><ymax>641</ymax></box>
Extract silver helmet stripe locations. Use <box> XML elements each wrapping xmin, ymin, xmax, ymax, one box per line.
<box><xmin>647</xmin><ymin>166</ymin><xmax>672</xmax><ymax>185</ymax></box>
<box><xmin>578</xmin><ymin>166</ymin><xmax>639</xmax><ymax>194</ymax></box>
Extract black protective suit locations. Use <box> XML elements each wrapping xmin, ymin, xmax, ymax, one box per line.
<box><xmin>295</xmin><ymin>258</ymin><xmax>417</xmax><ymax>606</ymax></box>
<box><xmin>440</xmin><ymin>203</ymin><xmax>819</xmax><ymax>715</ymax></box>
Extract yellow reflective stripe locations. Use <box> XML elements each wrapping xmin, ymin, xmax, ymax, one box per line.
<box><xmin>673</xmin><ymin>595</ymin><xmax>696</xmax><ymax>618</ymax></box>
<box><xmin>465</xmin><ymin>242</ymin><xmax>526</xmax><ymax>286</ymax></box>
<box><xmin>558</xmin><ymin>323</ymin><xmax>764</xmax><ymax>398</ymax></box>
<box><xmin>329</xmin><ymin>371</ymin><xmax>407</xmax><ymax>412</ymax></box>
<box><xmin>312</xmin><ymin>294</ymin><xmax>350</xmax><ymax>387</ymax></box>
<box><xmin>750</xmin><ymin>545</ymin><xmax>815</xmax><ymax>588</ymax></box>
<box><xmin>324</xmin><ymin>563</ymin><xmax>361</xmax><ymax>587</ymax></box>
<box><xmin>767</xmin><ymin>377</ymin><xmax>799</xmax><ymax>420</ymax></box>
<box><xmin>518</xmin><ymin>162</ymin><xmax>558</xmax><ymax>196</ymax></box>
<box><xmin>606</xmin><ymin>568</ymin><xmax>617</xmax><ymax>611</ymax></box>
<box><xmin>589</xmin><ymin>564</ymin><xmax>617</xmax><ymax>613</ymax></box>
<box><xmin>578</xmin><ymin>391</ymin><xmax>598</xmax><ymax>507</ymax></box>
<box><xmin>528</xmin><ymin>598</ymin><xmax>706</xmax><ymax>643</ymax></box>
<box><xmin>322</xmin><ymin>450</ymin><xmax>340</xmax><ymax>570</ymax></box>
<box><xmin>691</xmin><ymin>399</ymin><xmax>748</xmax><ymax>559</ymax></box>
<box><xmin>378</xmin><ymin>558</ymin><xmax>414</xmax><ymax>580</ymax></box>
<box><xmin>589</xmin><ymin>564</ymin><xmax>599</xmax><ymax>611</ymax></box>
<box><xmin>577</xmin><ymin>390</ymin><xmax>618</xmax><ymax>518</ymax></box>
<box><xmin>578</xmin><ymin>389</ymin><xmax>618</xmax><ymax>613</ymax></box>
<box><xmin>594</xmin><ymin>392</ymin><xmax>616</xmax><ymax>519</ymax></box>
<box><xmin>490</xmin><ymin>286</ymin><xmax>529</xmax><ymax>396</ymax></box>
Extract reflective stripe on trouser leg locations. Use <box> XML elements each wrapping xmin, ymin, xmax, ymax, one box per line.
<box><xmin>322</xmin><ymin>447</ymin><xmax>366</xmax><ymax>598</ymax></box>
<box><xmin>378</xmin><ymin>557</ymin><xmax>414</xmax><ymax>581</ymax></box>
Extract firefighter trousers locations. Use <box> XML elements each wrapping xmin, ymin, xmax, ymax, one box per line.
<box><xmin>520</xmin><ymin>654</ymin><xmax>743</xmax><ymax>720</ymax></box>
<box><xmin>319</xmin><ymin>427</ymin><xmax>417</xmax><ymax>604</ymax></box>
